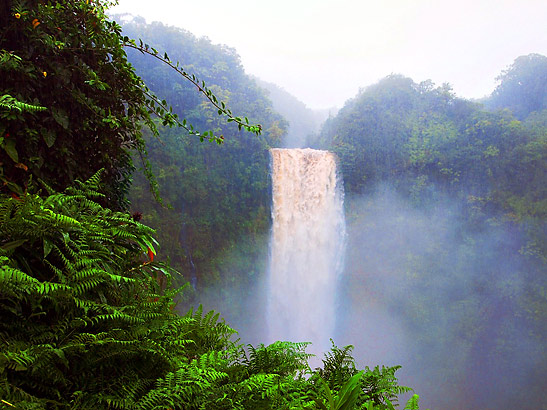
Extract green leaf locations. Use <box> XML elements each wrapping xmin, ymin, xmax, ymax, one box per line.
<box><xmin>4</xmin><ymin>138</ymin><xmax>18</xmax><ymax>162</ymax></box>
<box><xmin>404</xmin><ymin>394</ymin><xmax>420</xmax><ymax>410</ymax></box>
<box><xmin>43</xmin><ymin>238</ymin><xmax>53</xmax><ymax>258</ymax></box>
<box><xmin>52</xmin><ymin>107</ymin><xmax>69</xmax><ymax>130</ymax></box>
<box><xmin>42</xmin><ymin>129</ymin><xmax>57</xmax><ymax>148</ymax></box>
<box><xmin>5</xmin><ymin>181</ymin><xmax>23</xmax><ymax>195</ymax></box>
<box><xmin>385</xmin><ymin>398</ymin><xmax>397</xmax><ymax>410</ymax></box>
<box><xmin>314</xmin><ymin>398</ymin><xmax>329</xmax><ymax>410</ymax></box>
<box><xmin>335</xmin><ymin>371</ymin><xmax>364</xmax><ymax>410</ymax></box>
<box><xmin>1</xmin><ymin>239</ymin><xmax>27</xmax><ymax>251</ymax></box>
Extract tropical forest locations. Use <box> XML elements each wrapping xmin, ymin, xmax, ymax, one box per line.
<box><xmin>0</xmin><ymin>1</ymin><xmax>545</xmax><ymax>409</ymax></box>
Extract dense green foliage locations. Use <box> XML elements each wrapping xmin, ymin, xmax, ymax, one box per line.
<box><xmin>313</xmin><ymin>63</ymin><xmax>546</xmax><ymax>408</ymax></box>
<box><xmin>1</xmin><ymin>173</ymin><xmax>187</xmax><ymax>408</ymax></box>
<box><xmin>119</xmin><ymin>19</ymin><xmax>286</xmax><ymax>290</ymax></box>
<box><xmin>0</xmin><ymin>0</ymin><xmax>260</xmax><ymax>208</ymax></box>
<box><xmin>0</xmin><ymin>0</ymin><xmax>155</xmax><ymax>207</ymax></box>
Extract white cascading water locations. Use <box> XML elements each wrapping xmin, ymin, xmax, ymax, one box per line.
<box><xmin>268</xmin><ymin>148</ymin><xmax>345</xmax><ymax>357</ymax></box>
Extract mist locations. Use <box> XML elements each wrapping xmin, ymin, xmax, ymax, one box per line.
<box><xmin>191</xmin><ymin>178</ymin><xmax>545</xmax><ymax>409</ymax></box>
<box><xmin>336</xmin><ymin>186</ymin><xmax>544</xmax><ymax>409</ymax></box>
<box><xmin>189</xmin><ymin>232</ymin><xmax>270</xmax><ymax>348</ymax></box>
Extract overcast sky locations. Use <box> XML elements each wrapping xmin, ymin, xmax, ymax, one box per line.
<box><xmin>109</xmin><ymin>0</ymin><xmax>547</xmax><ymax>110</ymax></box>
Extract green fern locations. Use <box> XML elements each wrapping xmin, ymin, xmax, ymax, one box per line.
<box><xmin>0</xmin><ymin>172</ymin><xmax>424</xmax><ymax>409</ymax></box>
<box><xmin>404</xmin><ymin>394</ymin><xmax>421</xmax><ymax>410</ymax></box>
<box><xmin>0</xmin><ymin>94</ymin><xmax>47</xmax><ymax>113</ymax></box>
<box><xmin>246</xmin><ymin>341</ymin><xmax>312</xmax><ymax>377</ymax></box>
<box><xmin>315</xmin><ymin>339</ymin><xmax>358</xmax><ymax>392</ymax></box>
<box><xmin>360</xmin><ymin>365</ymin><xmax>413</xmax><ymax>407</ymax></box>
<box><xmin>314</xmin><ymin>371</ymin><xmax>364</xmax><ymax>410</ymax></box>
<box><xmin>184</xmin><ymin>305</ymin><xmax>237</xmax><ymax>355</ymax></box>
<box><xmin>0</xmin><ymin>173</ymin><xmax>197</xmax><ymax>409</ymax></box>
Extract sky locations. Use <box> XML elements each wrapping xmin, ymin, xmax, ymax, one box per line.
<box><xmin>109</xmin><ymin>0</ymin><xmax>547</xmax><ymax>110</ymax></box>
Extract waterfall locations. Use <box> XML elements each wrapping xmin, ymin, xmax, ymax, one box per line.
<box><xmin>268</xmin><ymin>148</ymin><xmax>345</xmax><ymax>357</ymax></box>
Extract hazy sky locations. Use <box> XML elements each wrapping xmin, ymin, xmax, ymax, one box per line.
<box><xmin>109</xmin><ymin>0</ymin><xmax>547</xmax><ymax>110</ymax></box>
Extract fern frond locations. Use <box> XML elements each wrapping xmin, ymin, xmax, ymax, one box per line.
<box><xmin>0</xmin><ymin>94</ymin><xmax>47</xmax><ymax>112</ymax></box>
<box><xmin>247</xmin><ymin>341</ymin><xmax>312</xmax><ymax>376</ymax></box>
<box><xmin>0</xmin><ymin>264</ymin><xmax>70</xmax><ymax>297</ymax></box>
<box><xmin>91</xmin><ymin>312</ymin><xmax>146</xmax><ymax>326</ymax></box>
<box><xmin>404</xmin><ymin>394</ymin><xmax>420</xmax><ymax>410</ymax></box>
<box><xmin>241</xmin><ymin>373</ymin><xmax>279</xmax><ymax>395</ymax></box>
<box><xmin>359</xmin><ymin>365</ymin><xmax>412</xmax><ymax>406</ymax></box>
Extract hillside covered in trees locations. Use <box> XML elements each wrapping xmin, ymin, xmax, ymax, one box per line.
<box><xmin>118</xmin><ymin>17</ymin><xmax>285</xmax><ymax>299</ymax></box>
<box><xmin>312</xmin><ymin>54</ymin><xmax>546</xmax><ymax>409</ymax></box>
